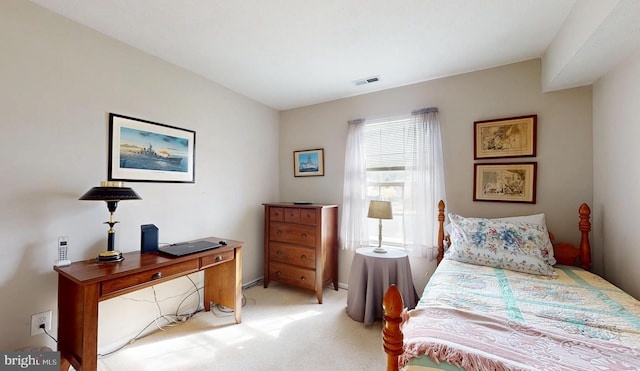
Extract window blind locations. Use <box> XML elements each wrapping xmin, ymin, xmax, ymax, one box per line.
<box><xmin>364</xmin><ymin>117</ymin><xmax>416</xmax><ymax>169</ymax></box>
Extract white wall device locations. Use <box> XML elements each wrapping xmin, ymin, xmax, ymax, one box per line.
<box><xmin>56</xmin><ymin>236</ymin><xmax>71</xmax><ymax>266</ymax></box>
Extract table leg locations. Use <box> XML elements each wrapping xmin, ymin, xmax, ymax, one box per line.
<box><xmin>57</xmin><ymin>276</ymin><xmax>99</xmax><ymax>371</ymax></box>
<box><xmin>203</xmin><ymin>247</ymin><xmax>242</xmax><ymax>324</ymax></box>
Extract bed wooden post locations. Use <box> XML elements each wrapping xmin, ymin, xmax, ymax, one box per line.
<box><xmin>578</xmin><ymin>203</ymin><xmax>592</xmax><ymax>271</ymax></box>
<box><xmin>383</xmin><ymin>284</ymin><xmax>403</xmax><ymax>371</ymax></box>
<box><xmin>437</xmin><ymin>200</ymin><xmax>446</xmax><ymax>265</ymax></box>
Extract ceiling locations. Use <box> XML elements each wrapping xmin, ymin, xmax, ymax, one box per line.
<box><xmin>28</xmin><ymin>0</ymin><xmax>640</xmax><ymax>110</ymax></box>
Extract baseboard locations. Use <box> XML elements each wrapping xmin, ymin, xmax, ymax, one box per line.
<box><xmin>242</xmin><ymin>277</ymin><xmax>264</xmax><ymax>289</ymax></box>
<box><xmin>245</xmin><ymin>276</ymin><xmax>348</xmax><ymax>290</ymax></box>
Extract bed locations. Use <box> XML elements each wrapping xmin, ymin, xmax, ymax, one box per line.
<box><xmin>382</xmin><ymin>201</ymin><xmax>640</xmax><ymax>371</ymax></box>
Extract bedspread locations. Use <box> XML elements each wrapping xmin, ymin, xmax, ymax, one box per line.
<box><xmin>400</xmin><ymin>259</ymin><xmax>640</xmax><ymax>370</ymax></box>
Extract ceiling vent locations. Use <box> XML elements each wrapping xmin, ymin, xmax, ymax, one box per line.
<box><xmin>353</xmin><ymin>75</ymin><xmax>381</xmax><ymax>86</ymax></box>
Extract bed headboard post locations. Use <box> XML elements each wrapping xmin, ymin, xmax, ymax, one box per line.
<box><xmin>383</xmin><ymin>285</ymin><xmax>404</xmax><ymax>371</ymax></box>
<box><xmin>437</xmin><ymin>200</ymin><xmax>445</xmax><ymax>265</ymax></box>
<box><xmin>578</xmin><ymin>203</ymin><xmax>592</xmax><ymax>271</ymax></box>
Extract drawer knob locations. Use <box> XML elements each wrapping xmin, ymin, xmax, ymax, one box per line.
<box><xmin>215</xmin><ymin>255</ymin><xmax>223</xmax><ymax>262</ymax></box>
<box><xmin>276</xmin><ymin>250</ymin><xmax>282</xmax><ymax>255</ymax></box>
<box><xmin>300</xmin><ymin>276</ymin><xmax>306</xmax><ymax>281</ymax></box>
<box><xmin>276</xmin><ymin>230</ymin><xmax>283</xmax><ymax>235</ymax></box>
<box><xmin>276</xmin><ymin>271</ymin><xmax>282</xmax><ymax>276</ymax></box>
<box><xmin>301</xmin><ymin>255</ymin><xmax>307</xmax><ymax>259</ymax></box>
<box><xmin>301</xmin><ymin>233</ymin><xmax>307</xmax><ymax>238</ymax></box>
<box><xmin>151</xmin><ymin>272</ymin><xmax>163</xmax><ymax>280</ymax></box>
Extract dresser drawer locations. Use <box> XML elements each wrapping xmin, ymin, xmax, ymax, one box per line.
<box><xmin>269</xmin><ymin>242</ymin><xmax>315</xmax><ymax>269</ymax></box>
<box><xmin>270</xmin><ymin>222</ymin><xmax>316</xmax><ymax>247</ymax></box>
<box><xmin>269</xmin><ymin>262</ymin><xmax>316</xmax><ymax>290</ymax></box>
<box><xmin>200</xmin><ymin>250</ymin><xmax>235</xmax><ymax>269</ymax></box>
<box><xmin>101</xmin><ymin>260</ymin><xmax>199</xmax><ymax>298</ymax></box>
<box><xmin>269</xmin><ymin>207</ymin><xmax>284</xmax><ymax>222</ymax></box>
<box><xmin>299</xmin><ymin>209</ymin><xmax>317</xmax><ymax>225</ymax></box>
<box><xmin>284</xmin><ymin>208</ymin><xmax>300</xmax><ymax>223</ymax></box>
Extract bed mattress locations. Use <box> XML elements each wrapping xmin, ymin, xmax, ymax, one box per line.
<box><xmin>401</xmin><ymin>259</ymin><xmax>640</xmax><ymax>370</ymax></box>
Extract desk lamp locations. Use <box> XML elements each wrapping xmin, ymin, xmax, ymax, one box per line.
<box><xmin>80</xmin><ymin>181</ymin><xmax>142</xmax><ymax>263</ymax></box>
<box><xmin>368</xmin><ymin>200</ymin><xmax>393</xmax><ymax>253</ymax></box>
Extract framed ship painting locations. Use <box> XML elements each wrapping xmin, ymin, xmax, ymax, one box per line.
<box><xmin>108</xmin><ymin>113</ymin><xmax>195</xmax><ymax>183</ymax></box>
<box><xmin>293</xmin><ymin>148</ymin><xmax>324</xmax><ymax>177</ymax></box>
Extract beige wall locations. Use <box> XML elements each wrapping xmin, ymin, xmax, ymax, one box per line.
<box><xmin>0</xmin><ymin>1</ymin><xmax>279</xmax><ymax>351</ymax></box>
<box><xmin>6</xmin><ymin>0</ymin><xmax>625</xmax><ymax>354</ymax></box>
<box><xmin>593</xmin><ymin>45</ymin><xmax>640</xmax><ymax>299</ymax></box>
<box><xmin>280</xmin><ymin>59</ymin><xmax>593</xmax><ymax>294</ymax></box>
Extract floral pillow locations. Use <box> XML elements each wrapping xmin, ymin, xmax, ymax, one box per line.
<box><xmin>494</xmin><ymin>213</ymin><xmax>556</xmax><ymax>266</ymax></box>
<box><xmin>446</xmin><ymin>214</ymin><xmax>557</xmax><ymax>276</ymax></box>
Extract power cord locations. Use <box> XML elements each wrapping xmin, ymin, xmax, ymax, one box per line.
<box><xmin>211</xmin><ymin>278</ymin><xmax>263</xmax><ymax>316</ymax></box>
<box><xmin>40</xmin><ymin>324</ymin><xmax>57</xmax><ymax>343</ymax></box>
<box><xmin>98</xmin><ymin>276</ymin><xmax>205</xmax><ymax>358</ymax></box>
<box><xmin>39</xmin><ymin>276</ymin><xmax>255</xmax><ymax>356</ymax></box>
<box><xmin>95</xmin><ymin>276</ymin><xmax>264</xmax><ymax>357</ymax></box>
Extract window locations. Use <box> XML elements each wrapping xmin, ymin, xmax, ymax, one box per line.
<box><xmin>341</xmin><ymin>108</ymin><xmax>446</xmax><ymax>258</ymax></box>
<box><xmin>364</xmin><ymin>117</ymin><xmax>413</xmax><ymax>247</ymax></box>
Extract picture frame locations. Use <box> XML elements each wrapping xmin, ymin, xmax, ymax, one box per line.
<box><xmin>473</xmin><ymin>162</ymin><xmax>537</xmax><ymax>203</ymax></box>
<box><xmin>474</xmin><ymin>115</ymin><xmax>537</xmax><ymax>159</ymax></box>
<box><xmin>108</xmin><ymin>113</ymin><xmax>196</xmax><ymax>183</ymax></box>
<box><xmin>293</xmin><ymin>148</ymin><xmax>324</xmax><ymax>177</ymax></box>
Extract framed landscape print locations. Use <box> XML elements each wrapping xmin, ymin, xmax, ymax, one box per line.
<box><xmin>293</xmin><ymin>148</ymin><xmax>324</xmax><ymax>177</ymax></box>
<box><xmin>108</xmin><ymin>113</ymin><xmax>196</xmax><ymax>183</ymax></box>
<box><xmin>473</xmin><ymin>162</ymin><xmax>537</xmax><ymax>203</ymax></box>
<box><xmin>474</xmin><ymin>115</ymin><xmax>537</xmax><ymax>159</ymax></box>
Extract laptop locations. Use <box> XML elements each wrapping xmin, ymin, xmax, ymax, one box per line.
<box><xmin>158</xmin><ymin>240</ymin><xmax>222</xmax><ymax>257</ymax></box>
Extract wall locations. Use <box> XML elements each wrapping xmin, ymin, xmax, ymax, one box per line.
<box><xmin>280</xmin><ymin>59</ymin><xmax>593</xmax><ymax>294</ymax></box>
<box><xmin>0</xmin><ymin>1</ymin><xmax>279</xmax><ymax>351</ymax></box>
<box><xmin>593</xmin><ymin>45</ymin><xmax>640</xmax><ymax>299</ymax></box>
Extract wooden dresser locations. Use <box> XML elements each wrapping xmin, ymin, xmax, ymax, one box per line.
<box><xmin>263</xmin><ymin>203</ymin><xmax>339</xmax><ymax>303</ymax></box>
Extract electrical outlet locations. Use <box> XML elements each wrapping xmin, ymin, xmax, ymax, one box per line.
<box><xmin>30</xmin><ymin>310</ymin><xmax>52</xmax><ymax>336</ymax></box>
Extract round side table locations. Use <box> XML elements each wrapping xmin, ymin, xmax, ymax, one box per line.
<box><xmin>346</xmin><ymin>247</ymin><xmax>418</xmax><ymax>325</ymax></box>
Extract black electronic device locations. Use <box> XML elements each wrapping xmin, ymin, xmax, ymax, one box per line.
<box><xmin>219</xmin><ymin>240</ymin><xmax>227</xmax><ymax>245</ymax></box>
<box><xmin>158</xmin><ymin>240</ymin><xmax>221</xmax><ymax>257</ymax></box>
<box><xmin>141</xmin><ymin>224</ymin><xmax>159</xmax><ymax>253</ymax></box>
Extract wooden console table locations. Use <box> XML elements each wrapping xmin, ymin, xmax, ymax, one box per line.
<box><xmin>54</xmin><ymin>237</ymin><xmax>242</xmax><ymax>371</ymax></box>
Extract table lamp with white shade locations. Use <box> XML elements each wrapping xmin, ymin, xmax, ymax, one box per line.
<box><xmin>367</xmin><ymin>200</ymin><xmax>393</xmax><ymax>253</ymax></box>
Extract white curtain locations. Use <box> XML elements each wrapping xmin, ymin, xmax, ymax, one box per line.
<box><xmin>403</xmin><ymin>108</ymin><xmax>447</xmax><ymax>258</ymax></box>
<box><xmin>340</xmin><ymin>119</ymin><xmax>369</xmax><ymax>251</ymax></box>
<box><xmin>340</xmin><ymin>110</ymin><xmax>446</xmax><ymax>258</ymax></box>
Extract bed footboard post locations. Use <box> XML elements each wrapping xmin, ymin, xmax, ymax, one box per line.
<box><xmin>578</xmin><ymin>203</ymin><xmax>592</xmax><ymax>271</ymax></box>
<box><xmin>437</xmin><ymin>200</ymin><xmax>445</xmax><ymax>265</ymax></box>
<box><xmin>383</xmin><ymin>285</ymin><xmax>404</xmax><ymax>371</ymax></box>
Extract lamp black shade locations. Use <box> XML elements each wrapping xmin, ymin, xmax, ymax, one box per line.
<box><xmin>79</xmin><ymin>181</ymin><xmax>142</xmax><ymax>202</ymax></box>
<box><xmin>80</xmin><ymin>181</ymin><xmax>142</xmax><ymax>263</ymax></box>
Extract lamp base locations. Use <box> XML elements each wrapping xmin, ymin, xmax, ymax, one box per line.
<box><xmin>96</xmin><ymin>249</ymin><xmax>124</xmax><ymax>263</ymax></box>
<box><xmin>372</xmin><ymin>247</ymin><xmax>388</xmax><ymax>253</ymax></box>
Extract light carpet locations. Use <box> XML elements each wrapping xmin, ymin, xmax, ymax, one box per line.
<box><xmin>98</xmin><ymin>282</ymin><xmax>385</xmax><ymax>371</ymax></box>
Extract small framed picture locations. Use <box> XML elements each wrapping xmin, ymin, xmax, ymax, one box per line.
<box><xmin>293</xmin><ymin>149</ymin><xmax>324</xmax><ymax>177</ymax></box>
<box><xmin>109</xmin><ymin>113</ymin><xmax>195</xmax><ymax>183</ymax></box>
<box><xmin>474</xmin><ymin>115</ymin><xmax>537</xmax><ymax>159</ymax></box>
<box><xmin>473</xmin><ymin>162</ymin><xmax>537</xmax><ymax>203</ymax></box>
